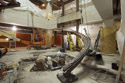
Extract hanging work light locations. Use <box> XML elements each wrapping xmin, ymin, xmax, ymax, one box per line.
<box><xmin>46</xmin><ymin>0</ymin><xmax>54</xmax><ymax>20</ymax></box>
<box><xmin>12</xmin><ymin>26</ymin><xmax>17</xmax><ymax>31</ymax></box>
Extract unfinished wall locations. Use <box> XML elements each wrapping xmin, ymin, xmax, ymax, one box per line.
<box><xmin>57</xmin><ymin>2</ymin><xmax>102</xmax><ymax>24</ymax></box>
<box><xmin>57</xmin><ymin>0</ymin><xmax>114</xmax><ymax>26</ymax></box>
<box><xmin>62</xmin><ymin>23</ymin><xmax>102</xmax><ymax>49</ymax></box>
<box><xmin>80</xmin><ymin>23</ymin><xmax>102</xmax><ymax>49</ymax></box>
<box><xmin>63</xmin><ymin>21</ymin><xmax>119</xmax><ymax>53</ymax></box>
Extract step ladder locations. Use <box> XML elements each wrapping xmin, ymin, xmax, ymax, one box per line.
<box><xmin>67</xmin><ymin>32</ymin><xmax>75</xmax><ymax>51</ymax></box>
<box><xmin>77</xmin><ymin>33</ymin><xmax>85</xmax><ymax>50</ymax></box>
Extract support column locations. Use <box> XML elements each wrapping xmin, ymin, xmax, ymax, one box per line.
<box><xmin>61</xmin><ymin>3</ymin><xmax>65</xmax><ymax>48</ymax></box>
<box><xmin>76</xmin><ymin>20</ymin><xmax>79</xmax><ymax>48</ymax></box>
<box><xmin>62</xmin><ymin>26</ymin><xmax>64</xmax><ymax>48</ymax></box>
<box><xmin>62</xmin><ymin>3</ymin><xmax>64</xmax><ymax>16</ymax></box>
<box><xmin>76</xmin><ymin>0</ymin><xmax>79</xmax><ymax>12</ymax></box>
<box><xmin>76</xmin><ymin>0</ymin><xmax>79</xmax><ymax>48</ymax></box>
<box><xmin>103</xmin><ymin>18</ymin><xmax>114</xmax><ymax>27</ymax></box>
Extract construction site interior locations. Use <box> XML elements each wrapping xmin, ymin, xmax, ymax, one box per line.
<box><xmin>0</xmin><ymin>0</ymin><xmax>125</xmax><ymax>83</ymax></box>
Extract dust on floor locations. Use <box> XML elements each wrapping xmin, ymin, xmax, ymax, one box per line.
<box><xmin>0</xmin><ymin>47</ymin><xmax>124</xmax><ymax>83</ymax></box>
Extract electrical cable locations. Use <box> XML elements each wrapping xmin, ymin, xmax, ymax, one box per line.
<box><xmin>83</xmin><ymin>0</ymin><xmax>90</xmax><ymax>37</ymax></box>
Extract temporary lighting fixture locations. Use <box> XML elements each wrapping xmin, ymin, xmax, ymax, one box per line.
<box><xmin>46</xmin><ymin>0</ymin><xmax>54</xmax><ymax>20</ymax></box>
<box><xmin>5</xmin><ymin>38</ymin><xmax>9</xmax><ymax>41</ymax></box>
<box><xmin>42</xmin><ymin>3</ymin><xmax>46</xmax><ymax>7</ymax></box>
<box><xmin>12</xmin><ymin>26</ymin><xmax>17</xmax><ymax>31</ymax></box>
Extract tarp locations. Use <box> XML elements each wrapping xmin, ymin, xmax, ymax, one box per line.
<box><xmin>15</xmin><ymin>0</ymin><xmax>47</xmax><ymax>17</ymax></box>
<box><xmin>0</xmin><ymin>0</ymin><xmax>57</xmax><ymax>29</ymax></box>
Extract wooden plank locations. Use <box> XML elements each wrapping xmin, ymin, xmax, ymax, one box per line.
<box><xmin>116</xmin><ymin>38</ymin><xmax>125</xmax><ymax>83</ymax></box>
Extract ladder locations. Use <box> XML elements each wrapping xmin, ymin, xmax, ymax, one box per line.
<box><xmin>77</xmin><ymin>37</ymin><xmax>83</xmax><ymax>49</ymax></box>
<box><xmin>67</xmin><ymin>32</ymin><xmax>75</xmax><ymax>51</ymax></box>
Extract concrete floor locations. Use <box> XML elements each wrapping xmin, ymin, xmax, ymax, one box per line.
<box><xmin>0</xmin><ymin>47</ymin><xmax>124</xmax><ymax>83</ymax></box>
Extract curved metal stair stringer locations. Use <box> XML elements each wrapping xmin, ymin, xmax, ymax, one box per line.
<box><xmin>57</xmin><ymin>30</ymin><xmax>91</xmax><ymax>83</ymax></box>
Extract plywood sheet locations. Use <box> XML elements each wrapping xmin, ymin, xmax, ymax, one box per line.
<box><xmin>100</xmin><ymin>27</ymin><xmax>117</xmax><ymax>54</ymax></box>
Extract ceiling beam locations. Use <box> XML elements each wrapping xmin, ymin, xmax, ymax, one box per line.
<box><xmin>52</xmin><ymin>3</ymin><xmax>60</xmax><ymax>9</ymax></box>
<box><xmin>0</xmin><ymin>27</ymin><xmax>33</xmax><ymax>34</ymax></box>
<box><xmin>0</xmin><ymin>22</ymin><xmax>46</xmax><ymax>30</ymax></box>
<box><xmin>0</xmin><ymin>3</ymin><xmax>20</xmax><ymax>9</ymax></box>
<box><xmin>0</xmin><ymin>0</ymin><xmax>20</xmax><ymax>9</ymax></box>
<box><xmin>63</xmin><ymin>0</ymin><xmax>74</xmax><ymax>5</ymax></box>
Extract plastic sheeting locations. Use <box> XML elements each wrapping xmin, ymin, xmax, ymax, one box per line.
<box><xmin>0</xmin><ymin>0</ymin><xmax>57</xmax><ymax>29</ymax></box>
<box><xmin>53</xmin><ymin>0</ymin><xmax>91</xmax><ymax>16</ymax></box>
<box><xmin>14</xmin><ymin>0</ymin><xmax>47</xmax><ymax>17</ymax></box>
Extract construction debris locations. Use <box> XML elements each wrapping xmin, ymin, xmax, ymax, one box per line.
<box><xmin>31</xmin><ymin>53</ymin><xmax>66</xmax><ymax>71</ymax></box>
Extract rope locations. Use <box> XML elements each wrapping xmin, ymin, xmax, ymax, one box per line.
<box><xmin>83</xmin><ymin>0</ymin><xmax>90</xmax><ymax>37</ymax></box>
